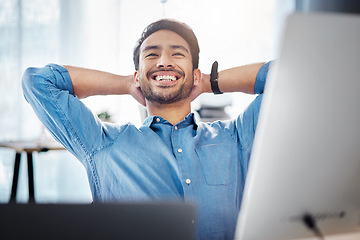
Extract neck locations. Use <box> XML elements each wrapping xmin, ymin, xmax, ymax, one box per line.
<box><xmin>146</xmin><ymin>99</ymin><xmax>192</xmax><ymax>125</ymax></box>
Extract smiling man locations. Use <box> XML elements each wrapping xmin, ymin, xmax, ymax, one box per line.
<box><xmin>134</xmin><ymin>28</ymin><xmax>201</xmax><ymax>124</ymax></box>
<box><xmin>136</xmin><ymin>31</ymin><xmax>195</xmax><ymax>104</ymax></box>
<box><xmin>22</xmin><ymin>19</ymin><xmax>270</xmax><ymax>239</ymax></box>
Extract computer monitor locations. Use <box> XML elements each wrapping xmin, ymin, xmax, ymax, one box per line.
<box><xmin>234</xmin><ymin>13</ymin><xmax>360</xmax><ymax>240</ymax></box>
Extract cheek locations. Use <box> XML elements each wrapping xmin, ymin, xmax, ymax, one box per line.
<box><xmin>139</xmin><ymin>61</ymin><xmax>154</xmax><ymax>79</ymax></box>
<box><xmin>184</xmin><ymin>66</ymin><xmax>194</xmax><ymax>79</ymax></box>
<box><xmin>137</xmin><ymin>67</ymin><xmax>148</xmax><ymax>81</ymax></box>
<box><xmin>181</xmin><ymin>60</ymin><xmax>194</xmax><ymax>74</ymax></box>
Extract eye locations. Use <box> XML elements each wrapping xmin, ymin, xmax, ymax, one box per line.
<box><xmin>145</xmin><ymin>53</ymin><xmax>158</xmax><ymax>58</ymax></box>
<box><xmin>173</xmin><ymin>52</ymin><xmax>185</xmax><ymax>57</ymax></box>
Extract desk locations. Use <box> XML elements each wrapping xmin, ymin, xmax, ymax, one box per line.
<box><xmin>297</xmin><ymin>230</ymin><xmax>360</xmax><ymax>240</ymax></box>
<box><xmin>0</xmin><ymin>140</ymin><xmax>65</xmax><ymax>203</ymax></box>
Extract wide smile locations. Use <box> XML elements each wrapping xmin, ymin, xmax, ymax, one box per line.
<box><xmin>150</xmin><ymin>71</ymin><xmax>183</xmax><ymax>85</ymax></box>
<box><xmin>154</xmin><ymin>75</ymin><xmax>177</xmax><ymax>81</ymax></box>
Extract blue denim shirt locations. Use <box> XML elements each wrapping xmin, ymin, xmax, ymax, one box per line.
<box><xmin>22</xmin><ymin>62</ymin><xmax>270</xmax><ymax>240</ymax></box>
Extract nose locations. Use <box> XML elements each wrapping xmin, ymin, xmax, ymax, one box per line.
<box><xmin>156</xmin><ymin>54</ymin><xmax>174</xmax><ymax>68</ymax></box>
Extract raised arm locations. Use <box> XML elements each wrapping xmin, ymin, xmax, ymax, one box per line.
<box><xmin>64</xmin><ymin>66</ymin><xmax>146</xmax><ymax>105</ymax></box>
<box><xmin>191</xmin><ymin>62</ymin><xmax>266</xmax><ymax>101</ymax></box>
<box><xmin>217</xmin><ymin>62</ymin><xmax>265</xmax><ymax>94</ymax></box>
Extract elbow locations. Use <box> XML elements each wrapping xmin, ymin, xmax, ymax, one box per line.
<box><xmin>22</xmin><ymin>67</ymin><xmax>36</xmax><ymax>102</ymax></box>
<box><xmin>21</xmin><ymin>67</ymin><xmax>45</xmax><ymax>103</ymax></box>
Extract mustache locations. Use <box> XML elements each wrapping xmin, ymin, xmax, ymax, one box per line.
<box><xmin>146</xmin><ymin>68</ymin><xmax>185</xmax><ymax>79</ymax></box>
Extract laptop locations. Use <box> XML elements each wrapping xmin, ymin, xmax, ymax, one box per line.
<box><xmin>0</xmin><ymin>202</ymin><xmax>196</xmax><ymax>240</ymax></box>
<box><xmin>234</xmin><ymin>13</ymin><xmax>360</xmax><ymax>240</ymax></box>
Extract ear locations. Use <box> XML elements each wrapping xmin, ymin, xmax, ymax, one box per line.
<box><xmin>193</xmin><ymin>69</ymin><xmax>201</xmax><ymax>86</ymax></box>
<box><xmin>134</xmin><ymin>71</ymin><xmax>140</xmax><ymax>87</ymax></box>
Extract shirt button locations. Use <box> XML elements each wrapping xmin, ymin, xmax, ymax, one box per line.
<box><xmin>174</xmin><ymin>126</ymin><xmax>178</xmax><ymax>130</ymax></box>
<box><xmin>185</xmin><ymin>179</ymin><xmax>191</xmax><ymax>185</ymax></box>
<box><xmin>156</xmin><ymin>118</ymin><xmax>160</xmax><ymax>122</ymax></box>
<box><xmin>177</xmin><ymin>148</ymin><xmax>182</xmax><ymax>153</ymax></box>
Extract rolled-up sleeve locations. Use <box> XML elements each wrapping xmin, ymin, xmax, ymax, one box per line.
<box><xmin>22</xmin><ymin>64</ymin><xmax>119</xmax><ymax>162</ymax></box>
<box><xmin>254</xmin><ymin>61</ymin><xmax>271</xmax><ymax>94</ymax></box>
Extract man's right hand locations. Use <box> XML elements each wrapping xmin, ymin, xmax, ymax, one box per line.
<box><xmin>127</xmin><ymin>75</ymin><xmax>146</xmax><ymax>106</ymax></box>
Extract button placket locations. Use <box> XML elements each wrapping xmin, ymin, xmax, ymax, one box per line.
<box><xmin>174</xmin><ymin>127</ymin><xmax>183</xmax><ymax>154</ymax></box>
<box><xmin>171</xmin><ymin>122</ymin><xmax>193</xmax><ymax>197</ymax></box>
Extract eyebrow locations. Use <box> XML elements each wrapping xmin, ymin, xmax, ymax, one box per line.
<box><xmin>142</xmin><ymin>45</ymin><xmax>189</xmax><ymax>53</ymax></box>
<box><xmin>170</xmin><ymin>45</ymin><xmax>189</xmax><ymax>53</ymax></box>
<box><xmin>143</xmin><ymin>45</ymin><xmax>160</xmax><ymax>52</ymax></box>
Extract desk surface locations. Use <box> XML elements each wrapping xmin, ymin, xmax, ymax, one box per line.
<box><xmin>297</xmin><ymin>230</ymin><xmax>360</xmax><ymax>240</ymax></box>
<box><xmin>0</xmin><ymin>139</ymin><xmax>65</xmax><ymax>153</ymax></box>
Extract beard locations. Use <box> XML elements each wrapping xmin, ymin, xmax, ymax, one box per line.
<box><xmin>139</xmin><ymin>71</ymin><xmax>194</xmax><ymax>104</ymax></box>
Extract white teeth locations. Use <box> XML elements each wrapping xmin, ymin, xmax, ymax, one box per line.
<box><xmin>155</xmin><ymin>75</ymin><xmax>177</xmax><ymax>81</ymax></box>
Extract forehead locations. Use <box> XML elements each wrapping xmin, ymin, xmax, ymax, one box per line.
<box><xmin>140</xmin><ymin>30</ymin><xmax>190</xmax><ymax>52</ymax></box>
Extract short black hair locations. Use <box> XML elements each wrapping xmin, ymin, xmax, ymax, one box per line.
<box><xmin>133</xmin><ymin>19</ymin><xmax>200</xmax><ymax>70</ymax></box>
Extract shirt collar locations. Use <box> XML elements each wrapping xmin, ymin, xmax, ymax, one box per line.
<box><xmin>143</xmin><ymin>112</ymin><xmax>198</xmax><ymax>129</ymax></box>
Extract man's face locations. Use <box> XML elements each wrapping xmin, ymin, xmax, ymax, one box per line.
<box><xmin>135</xmin><ymin>30</ymin><xmax>199</xmax><ymax>104</ymax></box>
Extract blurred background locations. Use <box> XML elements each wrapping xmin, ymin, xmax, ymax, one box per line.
<box><xmin>0</xmin><ymin>0</ymin><xmax>295</xmax><ymax>203</ymax></box>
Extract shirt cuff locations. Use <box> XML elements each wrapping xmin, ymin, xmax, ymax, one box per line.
<box><xmin>254</xmin><ymin>61</ymin><xmax>272</xmax><ymax>94</ymax></box>
<box><xmin>45</xmin><ymin>63</ymin><xmax>74</xmax><ymax>95</ymax></box>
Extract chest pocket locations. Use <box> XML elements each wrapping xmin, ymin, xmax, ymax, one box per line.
<box><xmin>195</xmin><ymin>143</ymin><xmax>237</xmax><ymax>185</ymax></box>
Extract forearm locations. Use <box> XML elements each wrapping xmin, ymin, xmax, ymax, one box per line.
<box><xmin>201</xmin><ymin>62</ymin><xmax>265</xmax><ymax>95</ymax></box>
<box><xmin>218</xmin><ymin>62</ymin><xmax>265</xmax><ymax>94</ymax></box>
<box><xmin>64</xmin><ymin>65</ymin><xmax>132</xmax><ymax>99</ymax></box>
